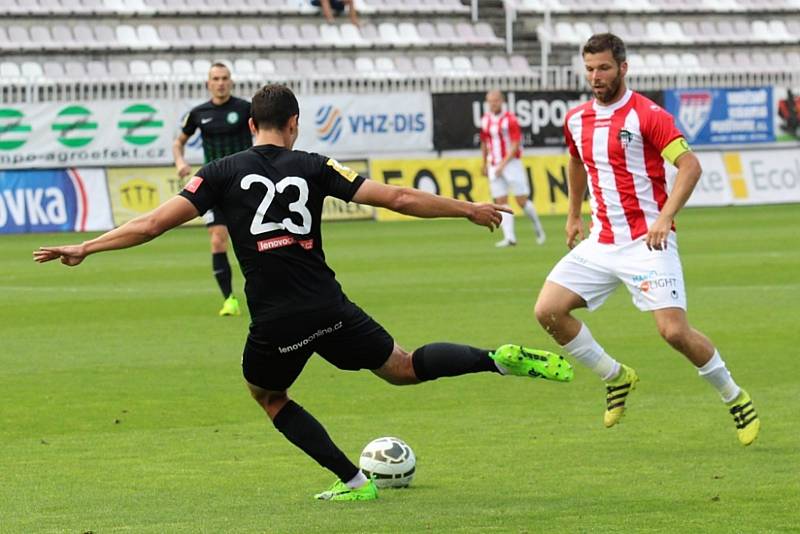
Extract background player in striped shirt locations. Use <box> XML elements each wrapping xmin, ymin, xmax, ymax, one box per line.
<box><xmin>480</xmin><ymin>90</ymin><xmax>546</xmax><ymax>247</ymax></box>
<box><xmin>173</xmin><ymin>63</ymin><xmax>252</xmax><ymax>317</ymax></box>
<box><xmin>533</xmin><ymin>34</ymin><xmax>759</xmax><ymax>446</ymax></box>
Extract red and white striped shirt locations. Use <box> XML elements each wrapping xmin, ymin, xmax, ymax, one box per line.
<box><xmin>564</xmin><ymin>89</ymin><xmax>686</xmax><ymax>245</ymax></box>
<box><xmin>480</xmin><ymin>111</ymin><xmax>522</xmax><ymax>166</ymax></box>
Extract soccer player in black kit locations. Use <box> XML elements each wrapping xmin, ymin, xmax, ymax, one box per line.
<box><xmin>173</xmin><ymin>62</ymin><xmax>252</xmax><ymax>317</ymax></box>
<box><xmin>35</xmin><ymin>85</ymin><xmax>573</xmax><ymax>501</ymax></box>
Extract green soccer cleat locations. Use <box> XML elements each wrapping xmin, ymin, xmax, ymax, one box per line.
<box><xmin>314</xmin><ymin>479</ymin><xmax>378</xmax><ymax>501</ymax></box>
<box><xmin>218</xmin><ymin>295</ymin><xmax>241</xmax><ymax>317</ymax></box>
<box><xmin>489</xmin><ymin>344</ymin><xmax>574</xmax><ymax>382</ymax></box>
<box><xmin>604</xmin><ymin>364</ymin><xmax>638</xmax><ymax>428</ymax></box>
<box><xmin>727</xmin><ymin>389</ymin><xmax>760</xmax><ymax>446</ymax></box>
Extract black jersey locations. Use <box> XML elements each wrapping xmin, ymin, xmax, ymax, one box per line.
<box><xmin>181</xmin><ymin>96</ymin><xmax>252</xmax><ymax>163</ymax></box>
<box><xmin>179</xmin><ymin>145</ymin><xmax>366</xmax><ymax>322</ymax></box>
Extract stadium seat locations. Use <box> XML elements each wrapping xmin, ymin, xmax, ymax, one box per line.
<box><xmin>171</xmin><ymin>59</ymin><xmax>193</xmax><ymax>80</ymax></box>
<box><xmin>374</xmin><ymin>56</ymin><xmax>397</xmax><ymax>75</ymax></box>
<box><xmin>279</xmin><ymin>24</ymin><xmax>305</xmax><ymax>48</ymax></box>
<box><xmin>192</xmin><ymin>58</ymin><xmax>211</xmax><ymax>76</ymax></box>
<box><xmin>43</xmin><ymin>61</ymin><xmax>66</xmax><ymax>80</ymax></box>
<box><xmin>254</xmin><ymin>58</ymin><xmax>276</xmax><ymax>77</ymax></box>
<box><xmin>490</xmin><ymin>55</ymin><xmax>511</xmax><ymax>73</ymax></box>
<box><xmin>129</xmin><ymin>59</ymin><xmax>151</xmax><ymax>77</ymax></box>
<box><xmin>412</xmin><ymin>56</ymin><xmax>434</xmax><ymax>74</ymax></box>
<box><xmin>510</xmin><ymin>55</ymin><xmax>532</xmax><ymax>73</ymax></box>
<box><xmin>30</xmin><ymin>25</ymin><xmax>56</xmax><ymax>51</ymax></box>
<box><xmin>378</xmin><ymin>22</ymin><xmax>403</xmax><ymax>46</ymax></box>
<box><xmin>178</xmin><ymin>25</ymin><xmax>202</xmax><ymax>49</ymax></box>
<box><xmin>239</xmin><ymin>24</ymin><xmax>260</xmax><ymax>45</ymax></box>
<box><xmin>51</xmin><ymin>25</ymin><xmax>74</xmax><ymax>49</ymax></box>
<box><xmin>314</xmin><ymin>57</ymin><xmax>336</xmax><ymax>77</ymax></box>
<box><xmin>8</xmin><ymin>26</ymin><xmax>34</xmax><ymax>52</ymax></box>
<box><xmin>433</xmin><ymin>55</ymin><xmax>454</xmax><ymax>74</ymax></box>
<box><xmin>334</xmin><ymin>57</ymin><xmax>355</xmax><ymax>74</ymax></box>
<box><xmin>355</xmin><ymin>57</ymin><xmax>376</xmax><ymax>76</ymax></box>
<box><xmin>274</xmin><ymin>58</ymin><xmax>295</xmax><ymax>77</ymax></box>
<box><xmin>86</xmin><ymin>60</ymin><xmax>110</xmax><ymax>80</ymax></box>
<box><xmin>303</xmin><ymin>23</ymin><xmax>325</xmax><ymax>47</ymax></box>
<box><xmin>434</xmin><ymin>22</ymin><xmax>457</xmax><ymax>45</ymax></box>
<box><xmin>0</xmin><ymin>61</ymin><xmax>22</xmax><ymax>80</ymax></box>
<box><xmin>138</xmin><ymin>24</ymin><xmax>165</xmax><ymax>50</ymax></box>
<box><xmin>295</xmin><ymin>58</ymin><xmax>316</xmax><ymax>78</ymax></box>
<box><xmin>150</xmin><ymin>59</ymin><xmax>171</xmax><ymax>78</ymax></box>
<box><xmin>397</xmin><ymin>22</ymin><xmax>422</xmax><ymax>46</ymax></box>
<box><xmin>21</xmin><ymin>61</ymin><xmax>44</xmax><ymax>80</ymax></box>
<box><xmin>220</xmin><ymin>24</ymin><xmax>244</xmax><ymax>48</ymax></box>
<box><xmin>416</xmin><ymin>22</ymin><xmax>438</xmax><ymax>44</ymax></box>
<box><xmin>471</xmin><ymin>55</ymin><xmax>491</xmax><ymax>72</ymax></box>
<box><xmin>107</xmin><ymin>60</ymin><xmax>129</xmax><ymax>79</ymax></box>
<box><xmin>198</xmin><ymin>24</ymin><xmax>222</xmax><ymax>47</ymax></box>
<box><xmin>157</xmin><ymin>24</ymin><xmax>180</xmax><ymax>47</ymax></box>
<box><xmin>116</xmin><ymin>24</ymin><xmax>143</xmax><ymax>50</ymax></box>
<box><xmin>393</xmin><ymin>55</ymin><xmax>415</xmax><ymax>75</ymax></box>
<box><xmin>340</xmin><ymin>23</ymin><xmax>365</xmax><ymax>47</ymax></box>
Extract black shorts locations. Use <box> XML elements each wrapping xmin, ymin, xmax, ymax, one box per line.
<box><xmin>242</xmin><ymin>297</ymin><xmax>395</xmax><ymax>391</ymax></box>
<box><xmin>203</xmin><ymin>207</ymin><xmax>228</xmax><ymax>227</ymax></box>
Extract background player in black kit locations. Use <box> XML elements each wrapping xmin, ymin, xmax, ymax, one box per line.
<box><xmin>173</xmin><ymin>62</ymin><xmax>252</xmax><ymax>317</ymax></box>
<box><xmin>35</xmin><ymin>84</ymin><xmax>573</xmax><ymax>502</ymax></box>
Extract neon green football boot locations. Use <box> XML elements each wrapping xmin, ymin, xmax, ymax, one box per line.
<box><xmin>489</xmin><ymin>345</ymin><xmax>574</xmax><ymax>382</ymax></box>
<box><xmin>604</xmin><ymin>364</ymin><xmax>639</xmax><ymax>428</ymax></box>
<box><xmin>314</xmin><ymin>479</ymin><xmax>378</xmax><ymax>501</ymax></box>
<box><xmin>218</xmin><ymin>295</ymin><xmax>241</xmax><ymax>317</ymax></box>
<box><xmin>727</xmin><ymin>389</ymin><xmax>760</xmax><ymax>446</ymax></box>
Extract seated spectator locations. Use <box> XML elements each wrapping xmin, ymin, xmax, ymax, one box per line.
<box><xmin>312</xmin><ymin>0</ymin><xmax>359</xmax><ymax>25</ymax></box>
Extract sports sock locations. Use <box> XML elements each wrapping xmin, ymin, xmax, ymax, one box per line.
<box><xmin>500</xmin><ymin>212</ymin><xmax>516</xmax><ymax>242</ymax></box>
<box><xmin>697</xmin><ymin>349</ymin><xmax>741</xmax><ymax>403</ymax></box>
<box><xmin>562</xmin><ymin>323</ymin><xmax>620</xmax><ymax>381</ymax></box>
<box><xmin>272</xmin><ymin>400</ymin><xmax>359</xmax><ymax>483</ymax></box>
<box><xmin>212</xmin><ymin>252</ymin><xmax>233</xmax><ymax>298</ymax></box>
<box><xmin>522</xmin><ymin>200</ymin><xmax>544</xmax><ymax>237</ymax></box>
<box><xmin>411</xmin><ymin>343</ymin><xmax>500</xmax><ymax>382</ymax></box>
<box><xmin>345</xmin><ymin>470</ymin><xmax>368</xmax><ymax>489</ymax></box>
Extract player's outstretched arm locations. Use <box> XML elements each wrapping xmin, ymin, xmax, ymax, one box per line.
<box><xmin>352</xmin><ymin>179</ymin><xmax>510</xmax><ymax>231</ymax></box>
<box><xmin>33</xmin><ymin>196</ymin><xmax>199</xmax><ymax>266</ymax></box>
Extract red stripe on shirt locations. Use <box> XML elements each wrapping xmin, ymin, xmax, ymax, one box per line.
<box><xmin>609</xmin><ymin>108</ymin><xmax>647</xmax><ymax>240</ymax></box>
<box><xmin>581</xmin><ymin>112</ymin><xmax>614</xmax><ymax>243</ymax></box>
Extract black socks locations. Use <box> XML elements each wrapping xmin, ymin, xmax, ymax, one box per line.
<box><xmin>272</xmin><ymin>400</ymin><xmax>360</xmax><ymax>483</ymax></box>
<box><xmin>212</xmin><ymin>252</ymin><xmax>233</xmax><ymax>298</ymax></box>
<box><xmin>411</xmin><ymin>343</ymin><xmax>499</xmax><ymax>382</ymax></box>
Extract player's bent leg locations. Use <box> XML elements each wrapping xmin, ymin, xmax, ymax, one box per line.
<box><xmin>652</xmin><ymin>309</ymin><xmax>760</xmax><ymax>445</ymax></box>
<box><xmin>246</xmin><ymin>381</ymin><xmax>372</xmax><ymax>498</ymax></box>
<box><xmin>372</xmin><ymin>343</ymin><xmax>419</xmax><ymax>385</ymax></box>
<box><xmin>534</xmin><ymin>281</ymin><xmax>586</xmax><ymax>345</ymax></box>
<box><xmin>652</xmin><ymin>308</ymin><xmax>714</xmax><ymax>366</ymax></box>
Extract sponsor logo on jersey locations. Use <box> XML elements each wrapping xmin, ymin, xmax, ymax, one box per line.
<box><xmin>256</xmin><ymin>235</ymin><xmax>314</xmax><ymax>252</ymax></box>
<box><xmin>184</xmin><ymin>176</ymin><xmax>203</xmax><ymax>193</ymax></box>
<box><xmin>226</xmin><ymin>111</ymin><xmax>238</xmax><ymax>124</ymax></box>
<box><xmin>618</xmin><ymin>128</ymin><xmax>633</xmax><ymax>149</ymax></box>
<box><xmin>676</xmin><ymin>91</ymin><xmax>712</xmax><ymax>141</ymax></box>
<box><xmin>326</xmin><ymin>158</ymin><xmax>359</xmax><ymax>182</ymax></box>
<box><xmin>201</xmin><ymin>117</ymin><xmax>213</xmax><ymax>124</ymax></box>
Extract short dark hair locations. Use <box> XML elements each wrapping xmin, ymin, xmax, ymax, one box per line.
<box><xmin>208</xmin><ymin>62</ymin><xmax>230</xmax><ymax>75</ymax></box>
<box><xmin>582</xmin><ymin>33</ymin><xmax>627</xmax><ymax>65</ymax></box>
<box><xmin>251</xmin><ymin>84</ymin><xmax>300</xmax><ymax>130</ymax></box>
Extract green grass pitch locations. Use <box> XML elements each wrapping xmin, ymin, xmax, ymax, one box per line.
<box><xmin>2</xmin><ymin>205</ymin><xmax>798</xmax><ymax>533</ymax></box>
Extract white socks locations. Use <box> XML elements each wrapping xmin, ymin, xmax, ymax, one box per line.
<box><xmin>345</xmin><ymin>470</ymin><xmax>368</xmax><ymax>489</ymax></box>
<box><xmin>500</xmin><ymin>212</ymin><xmax>516</xmax><ymax>242</ymax></box>
<box><xmin>562</xmin><ymin>323</ymin><xmax>620</xmax><ymax>381</ymax></box>
<box><xmin>698</xmin><ymin>349</ymin><xmax>741</xmax><ymax>403</ymax></box>
<box><xmin>522</xmin><ymin>200</ymin><xmax>544</xmax><ymax>237</ymax></box>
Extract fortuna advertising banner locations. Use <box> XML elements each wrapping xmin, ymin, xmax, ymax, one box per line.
<box><xmin>665</xmin><ymin>87</ymin><xmax>775</xmax><ymax>145</ymax></box>
<box><xmin>0</xmin><ymin>102</ymin><xmax>175</xmax><ymax>169</ymax></box>
<box><xmin>294</xmin><ymin>93</ymin><xmax>433</xmax><ymax>157</ymax></box>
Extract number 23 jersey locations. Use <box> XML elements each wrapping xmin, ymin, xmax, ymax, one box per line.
<box><xmin>179</xmin><ymin>144</ymin><xmax>366</xmax><ymax>322</ymax></box>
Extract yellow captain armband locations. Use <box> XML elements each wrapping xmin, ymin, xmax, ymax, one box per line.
<box><xmin>326</xmin><ymin>158</ymin><xmax>359</xmax><ymax>182</ymax></box>
<box><xmin>661</xmin><ymin>137</ymin><xmax>691</xmax><ymax>165</ymax></box>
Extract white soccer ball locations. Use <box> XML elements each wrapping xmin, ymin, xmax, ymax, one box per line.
<box><xmin>359</xmin><ymin>436</ymin><xmax>416</xmax><ymax>488</ymax></box>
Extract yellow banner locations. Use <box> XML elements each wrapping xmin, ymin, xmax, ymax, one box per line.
<box><xmin>323</xmin><ymin>159</ymin><xmax>375</xmax><ymax>221</ymax></box>
<box><xmin>368</xmin><ymin>155</ymin><xmax>582</xmax><ymax>221</ymax></box>
<box><xmin>107</xmin><ymin>166</ymin><xmax>203</xmax><ymax>227</ymax></box>
<box><xmin>107</xmin><ymin>160</ymin><xmax>374</xmax><ymax>227</ymax></box>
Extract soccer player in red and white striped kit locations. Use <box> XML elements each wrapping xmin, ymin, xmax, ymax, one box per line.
<box><xmin>534</xmin><ymin>33</ymin><xmax>760</xmax><ymax>446</ymax></box>
<box><xmin>480</xmin><ymin>90</ymin><xmax>546</xmax><ymax>247</ymax></box>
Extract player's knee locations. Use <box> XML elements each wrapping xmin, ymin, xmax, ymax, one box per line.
<box><xmin>657</xmin><ymin>322</ymin><xmax>689</xmax><ymax>349</ymax></box>
<box><xmin>247</xmin><ymin>383</ymin><xmax>289</xmax><ymax>419</ymax></box>
<box><xmin>375</xmin><ymin>345</ymin><xmax>417</xmax><ymax>385</ymax></box>
<box><xmin>534</xmin><ymin>299</ymin><xmax>559</xmax><ymax>329</ymax></box>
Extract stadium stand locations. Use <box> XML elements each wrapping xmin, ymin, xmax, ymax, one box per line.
<box><xmin>1</xmin><ymin>0</ymin><xmax>799</xmax><ymax>101</ymax></box>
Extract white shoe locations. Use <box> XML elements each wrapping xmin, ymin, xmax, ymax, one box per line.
<box><xmin>495</xmin><ymin>238</ymin><xmax>517</xmax><ymax>248</ymax></box>
<box><xmin>536</xmin><ymin>232</ymin><xmax>546</xmax><ymax>245</ymax></box>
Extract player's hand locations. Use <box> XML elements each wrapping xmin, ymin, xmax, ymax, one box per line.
<box><xmin>33</xmin><ymin>244</ymin><xmax>87</xmax><ymax>266</ymax></box>
<box><xmin>646</xmin><ymin>215</ymin><xmax>672</xmax><ymax>251</ymax></box>
<box><xmin>468</xmin><ymin>203</ymin><xmax>512</xmax><ymax>231</ymax></box>
<box><xmin>495</xmin><ymin>162</ymin><xmax>506</xmax><ymax>177</ymax></box>
<box><xmin>177</xmin><ymin>164</ymin><xmax>192</xmax><ymax>178</ymax></box>
<box><xmin>481</xmin><ymin>162</ymin><xmax>488</xmax><ymax>177</ymax></box>
<box><xmin>565</xmin><ymin>215</ymin><xmax>584</xmax><ymax>249</ymax></box>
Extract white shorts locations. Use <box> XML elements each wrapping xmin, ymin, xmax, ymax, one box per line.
<box><xmin>546</xmin><ymin>232</ymin><xmax>687</xmax><ymax>312</ymax></box>
<box><xmin>488</xmin><ymin>158</ymin><xmax>529</xmax><ymax>199</ymax></box>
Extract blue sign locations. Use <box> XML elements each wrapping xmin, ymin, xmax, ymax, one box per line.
<box><xmin>665</xmin><ymin>87</ymin><xmax>774</xmax><ymax>145</ymax></box>
<box><xmin>0</xmin><ymin>169</ymin><xmax>86</xmax><ymax>233</ymax></box>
